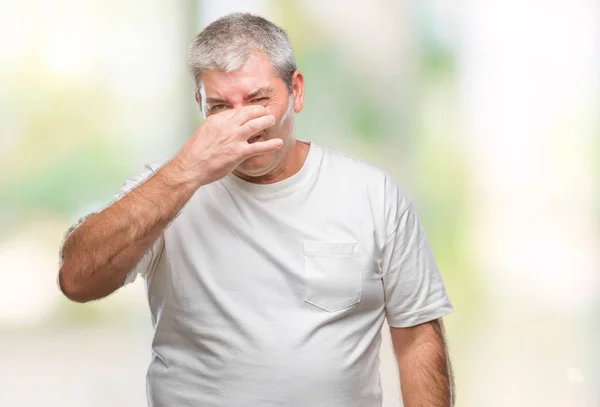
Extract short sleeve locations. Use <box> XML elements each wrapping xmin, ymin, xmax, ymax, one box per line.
<box><xmin>58</xmin><ymin>162</ymin><xmax>166</xmax><ymax>289</ymax></box>
<box><xmin>381</xmin><ymin>197</ymin><xmax>454</xmax><ymax>328</ymax></box>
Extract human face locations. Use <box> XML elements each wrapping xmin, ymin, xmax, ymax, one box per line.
<box><xmin>197</xmin><ymin>52</ymin><xmax>304</xmax><ymax>179</ymax></box>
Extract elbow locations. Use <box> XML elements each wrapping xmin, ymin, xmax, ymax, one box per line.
<box><xmin>58</xmin><ymin>265</ymin><xmax>93</xmax><ymax>303</ymax></box>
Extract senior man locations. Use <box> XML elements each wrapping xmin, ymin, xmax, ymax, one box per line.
<box><xmin>58</xmin><ymin>12</ymin><xmax>455</xmax><ymax>407</ymax></box>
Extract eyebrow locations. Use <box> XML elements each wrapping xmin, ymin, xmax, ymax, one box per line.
<box><xmin>246</xmin><ymin>87</ymin><xmax>274</xmax><ymax>99</ymax></box>
<box><xmin>205</xmin><ymin>87</ymin><xmax>275</xmax><ymax>105</ymax></box>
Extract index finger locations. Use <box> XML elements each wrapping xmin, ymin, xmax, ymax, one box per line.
<box><xmin>231</xmin><ymin>105</ymin><xmax>270</xmax><ymax>126</ymax></box>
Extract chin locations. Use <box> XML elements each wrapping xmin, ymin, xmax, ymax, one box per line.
<box><xmin>237</xmin><ymin>154</ymin><xmax>276</xmax><ymax>177</ymax></box>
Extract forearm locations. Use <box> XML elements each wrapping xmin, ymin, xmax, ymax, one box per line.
<box><xmin>59</xmin><ymin>158</ymin><xmax>201</xmax><ymax>302</ymax></box>
<box><xmin>392</xmin><ymin>320</ymin><xmax>454</xmax><ymax>407</ymax></box>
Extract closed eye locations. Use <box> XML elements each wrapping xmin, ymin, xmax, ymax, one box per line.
<box><xmin>250</xmin><ymin>97</ymin><xmax>269</xmax><ymax>104</ymax></box>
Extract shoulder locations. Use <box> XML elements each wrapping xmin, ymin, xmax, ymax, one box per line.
<box><xmin>317</xmin><ymin>143</ymin><xmax>411</xmax><ymax>201</ymax></box>
<box><xmin>317</xmin><ymin>143</ymin><xmax>413</xmax><ymax>233</ymax></box>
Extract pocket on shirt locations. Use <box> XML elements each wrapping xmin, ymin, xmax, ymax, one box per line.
<box><xmin>303</xmin><ymin>241</ymin><xmax>362</xmax><ymax>312</ymax></box>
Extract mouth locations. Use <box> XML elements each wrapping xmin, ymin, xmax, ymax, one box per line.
<box><xmin>248</xmin><ymin>134</ymin><xmax>263</xmax><ymax>144</ymax></box>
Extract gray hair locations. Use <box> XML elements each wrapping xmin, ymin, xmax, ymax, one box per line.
<box><xmin>188</xmin><ymin>13</ymin><xmax>297</xmax><ymax>94</ymax></box>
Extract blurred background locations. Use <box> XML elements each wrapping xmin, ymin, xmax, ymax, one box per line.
<box><xmin>1</xmin><ymin>0</ymin><xmax>598</xmax><ymax>406</ymax></box>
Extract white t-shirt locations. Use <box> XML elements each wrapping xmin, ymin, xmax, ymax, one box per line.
<box><xmin>117</xmin><ymin>140</ymin><xmax>454</xmax><ymax>407</ymax></box>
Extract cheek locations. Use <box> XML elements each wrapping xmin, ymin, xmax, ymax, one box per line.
<box><xmin>263</xmin><ymin>119</ymin><xmax>285</xmax><ymax>136</ymax></box>
<box><xmin>279</xmin><ymin>104</ymin><xmax>293</xmax><ymax>124</ymax></box>
<box><xmin>271</xmin><ymin>112</ymin><xmax>293</xmax><ymax>134</ymax></box>
<box><xmin>268</xmin><ymin>99</ymin><xmax>293</xmax><ymax>126</ymax></box>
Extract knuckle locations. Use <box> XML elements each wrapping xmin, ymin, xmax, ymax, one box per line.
<box><xmin>237</xmin><ymin>111</ymin><xmax>248</xmax><ymax>123</ymax></box>
<box><xmin>246</xmin><ymin>121</ymin><xmax>259</xmax><ymax>133</ymax></box>
<box><xmin>231</xmin><ymin>144</ymin><xmax>245</xmax><ymax>159</ymax></box>
<box><xmin>205</xmin><ymin>115</ymin><xmax>219</xmax><ymax>127</ymax></box>
<box><xmin>245</xmin><ymin>104</ymin><xmax>265</xmax><ymax>116</ymax></box>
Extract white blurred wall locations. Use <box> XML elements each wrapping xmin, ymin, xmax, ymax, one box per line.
<box><xmin>461</xmin><ymin>0</ymin><xmax>599</xmax><ymax>405</ymax></box>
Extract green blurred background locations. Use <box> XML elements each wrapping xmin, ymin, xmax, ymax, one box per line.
<box><xmin>1</xmin><ymin>0</ymin><xmax>598</xmax><ymax>406</ymax></box>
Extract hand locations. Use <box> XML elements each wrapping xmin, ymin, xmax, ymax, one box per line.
<box><xmin>174</xmin><ymin>105</ymin><xmax>284</xmax><ymax>187</ymax></box>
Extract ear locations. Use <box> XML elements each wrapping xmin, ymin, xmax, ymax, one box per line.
<box><xmin>193</xmin><ymin>90</ymin><xmax>208</xmax><ymax>119</ymax></box>
<box><xmin>291</xmin><ymin>70</ymin><xmax>304</xmax><ymax>114</ymax></box>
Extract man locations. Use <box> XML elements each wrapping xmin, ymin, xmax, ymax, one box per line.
<box><xmin>58</xmin><ymin>12</ymin><xmax>455</xmax><ymax>407</ymax></box>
